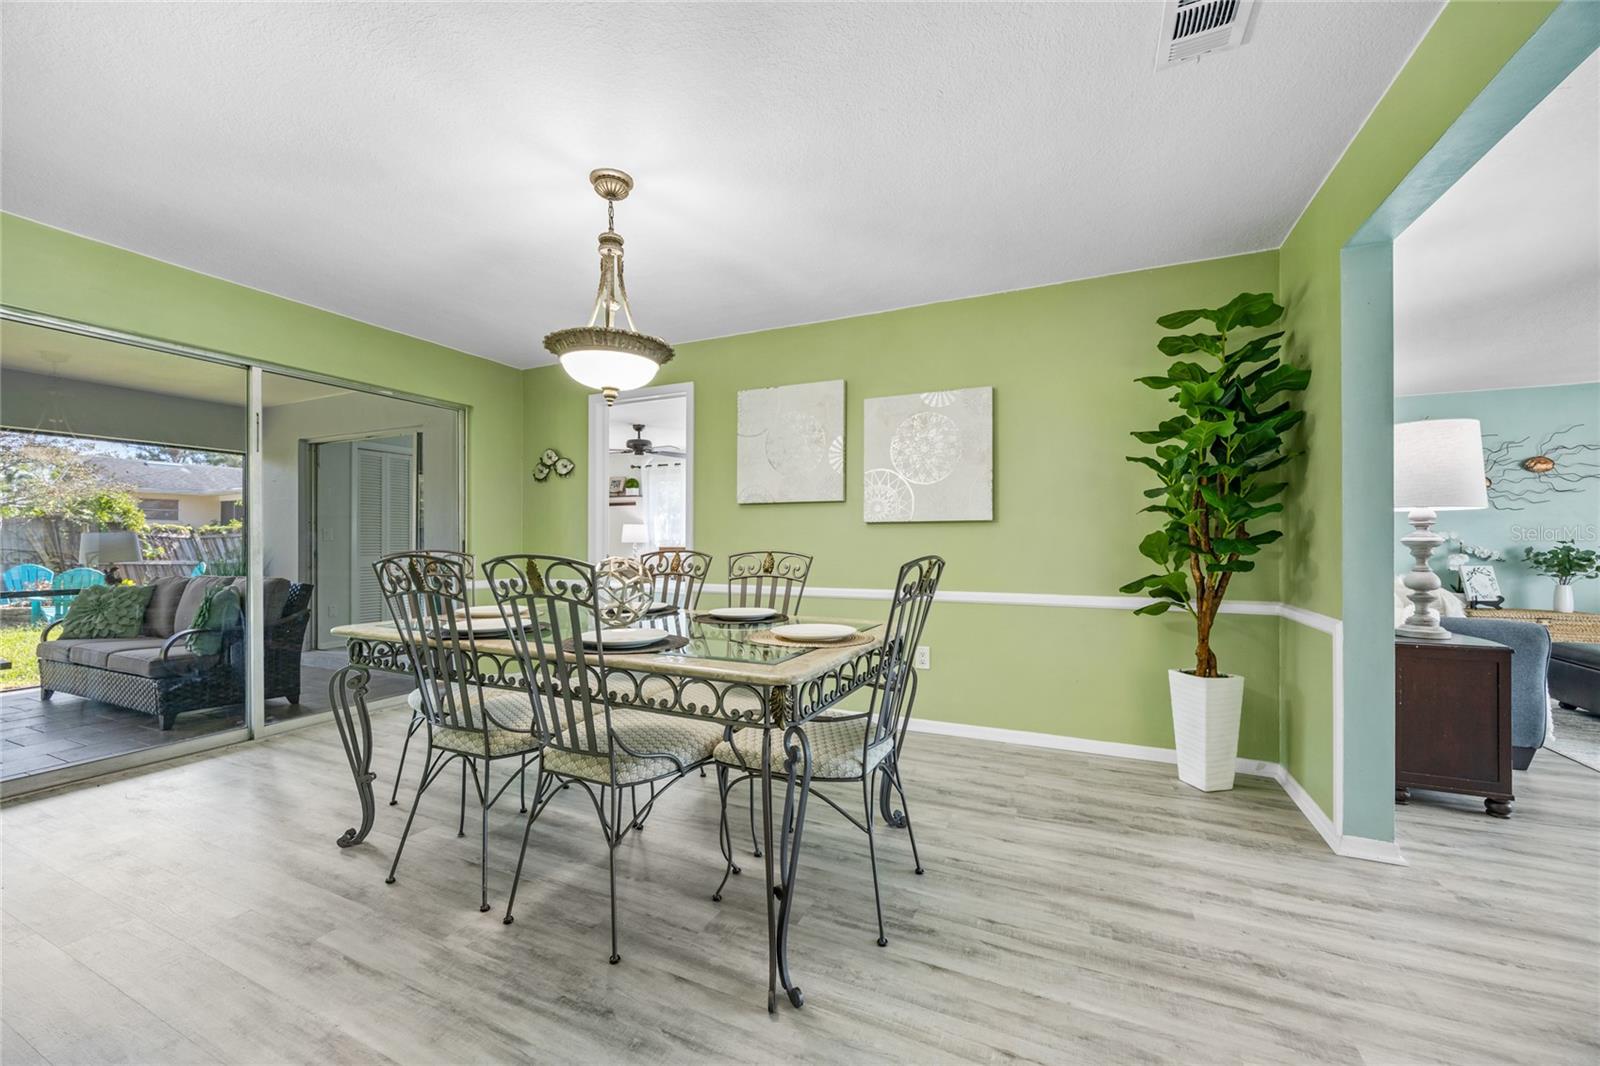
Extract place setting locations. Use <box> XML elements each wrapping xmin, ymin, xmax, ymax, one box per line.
<box><xmin>562</xmin><ymin>625</ymin><xmax>690</xmax><ymax>654</ymax></box>
<box><xmin>746</xmin><ymin>621</ymin><xmax>874</xmax><ymax>650</ymax></box>
<box><xmin>693</xmin><ymin>604</ymin><xmax>789</xmax><ymax>625</ymax></box>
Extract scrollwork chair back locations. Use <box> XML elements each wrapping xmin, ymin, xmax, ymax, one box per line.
<box><xmin>726</xmin><ymin>550</ymin><xmax>812</xmax><ymax>614</ymax></box>
<box><xmin>484</xmin><ymin>554</ymin><xmax>629</xmax><ymax>778</ymax></box>
<box><xmin>863</xmin><ymin>555</ymin><xmax>944</xmax><ymax>759</ymax></box>
<box><xmin>639</xmin><ymin>548</ymin><xmax>712</xmax><ymax>611</ymax></box>
<box><xmin>374</xmin><ymin>551</ymin><xmax>513</xmax><ymax>745</ymax></box>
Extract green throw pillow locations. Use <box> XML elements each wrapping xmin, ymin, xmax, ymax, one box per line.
<box><xmin>186</xmin><ymin>585</ymin><xmax>242</xmax><ymax>657</ymax></box>
<box><xmin>58</xmin><ymin>583</ymin><xmax>154</xmax><ymax>640</ymax></box>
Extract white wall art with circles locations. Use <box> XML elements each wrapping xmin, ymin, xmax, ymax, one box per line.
<box><xmin>736</xmin><ymin>379</ymin><xmax>845</xmax><ymax>503</ymax></box>
<box><xmin>863</xmin><ymin>386</ymin><xmax>992</xmax><ymax>522</ymax></box>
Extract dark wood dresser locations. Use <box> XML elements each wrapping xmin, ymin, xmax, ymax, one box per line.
<box><xmin>1395</xmin><ymin>633</ymin><xmax>1515</xmax><ymax>817</ymax></box>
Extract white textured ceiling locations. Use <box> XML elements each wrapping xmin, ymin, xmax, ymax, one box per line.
<box><xmin>2</xmin><ymin>2</ymin><xmax>1443</xmax><ymax>369</ymax></box>
<box><xmin>1394</xmin><ymin>52</ymin><xmax>1600</xmax><ymax>397</ymax></box>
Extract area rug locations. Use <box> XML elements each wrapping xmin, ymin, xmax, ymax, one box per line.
<box><xmin>1546</xmin><ymin>702</ymin><xmax>1600</xmax><ymax>772</ymax></box>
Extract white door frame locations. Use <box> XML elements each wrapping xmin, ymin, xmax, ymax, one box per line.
<box><xmin>587</xmin><ymin>382</ymin><xmax>694</xmax><ymax>563</ymax></box>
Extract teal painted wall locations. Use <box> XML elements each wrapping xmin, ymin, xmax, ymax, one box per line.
<box><xmin>1394</xmin><ymin>384</ymin><xmax>1600</xmax><ymax>612</ymax></box>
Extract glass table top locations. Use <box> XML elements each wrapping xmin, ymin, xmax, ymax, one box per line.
<box><xmin>470</xmin><ymin>607</ymin><xmax>879</xmax><ymax>666</ymax></box>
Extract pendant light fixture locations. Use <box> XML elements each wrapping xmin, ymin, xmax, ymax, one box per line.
<box><xmin>544</xmin><ymin>168</ymin><xmax>674</xmax><ymax>405</ymax></box>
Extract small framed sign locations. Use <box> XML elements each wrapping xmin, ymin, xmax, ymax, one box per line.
<box><xmin>609</xmin><ymin>476</ymin><xmax>626</xmax><ymax>496</ymax></box>
<box><xmin>1459</xmin><ymin>564</ymin><xmax>1504</xmax><ymax>608</ymax></box>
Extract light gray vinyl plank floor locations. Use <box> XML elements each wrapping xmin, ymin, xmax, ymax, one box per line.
<box><xmin>1</xmin><ymin>700</ymin><xmax>1596</xmax><ymax>1064</ymax></box>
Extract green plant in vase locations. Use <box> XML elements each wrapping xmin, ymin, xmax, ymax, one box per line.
<box><xmin>1524</xmin><ymin>541</ymin><xmax>1599</xmax><ymax>614</ymax></box>
<box><xmin>1121</xmin><ymin>291</ymin><xmax>1310</xmax><ymax>791</ymax></box>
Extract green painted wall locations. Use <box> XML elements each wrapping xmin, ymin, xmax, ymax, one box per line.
<box><xmin>525</xmin><ymin>252</ymin><xmax>1286</xmax><ymax>758</ymax></box>
<box><xmin>1276</xmin><ymin>0</ymin><xmax>1565</xmax><ymax>836</ymax></box>
<box><xmin>0</xmin><ymin>214</ymin><xmax>528</xmax><ymax>560</ymax></box>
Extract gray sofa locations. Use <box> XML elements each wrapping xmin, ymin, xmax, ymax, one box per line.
<box><xmin>38</xmin><ymin>574</ymin><xmax>312</xmax><ymax>729</ymax></box>
<box><xmin>1440</xmin><ymin>617</ymin><xmax>1552</xmax><ymax>770</ymax></box>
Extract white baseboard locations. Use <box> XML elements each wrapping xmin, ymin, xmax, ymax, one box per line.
<box><xmin>905</xmin><ymin>717</ymin><xmax>1405</xmax><ymax>865</ymax></box>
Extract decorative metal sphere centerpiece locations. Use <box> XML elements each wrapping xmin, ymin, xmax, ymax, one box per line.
<box><xmin>594</xmin><ymin>556</ymin><xmax>654</xmax><ymax>626</ymax></box>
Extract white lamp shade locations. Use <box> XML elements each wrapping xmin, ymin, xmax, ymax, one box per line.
<box><xmin>620</xmin><ymin>523</ymin><xmax>649</xmax><ymax>546</ymax></box>
<box><xmin>1394</xmin><ymin>419</ymin><xmax>1489</xmax><ymax>511</ymax></box>
<box><xmin>79</xmin><ymin>530</ymin><xmax>143</xmax><ymax>566</ymax></box>
<box><xmin>559</xmin><ymin>349</ymin><xmax>659</xmax><ymax>393</ymax></box>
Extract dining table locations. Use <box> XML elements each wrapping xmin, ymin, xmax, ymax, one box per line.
<box><xmin>327</xmin><ymin>606</ymin><xmax>888</xmax><ymax>1013</ymax></box>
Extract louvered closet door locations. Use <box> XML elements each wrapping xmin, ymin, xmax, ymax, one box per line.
<box><xmin>351</xmin><ymin>443</ymin><xmax>416</xmax><ymax>624</ymax></box>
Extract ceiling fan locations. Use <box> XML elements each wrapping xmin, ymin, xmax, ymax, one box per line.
<box><xmin>612</xmin><ymin>423</ymin><xmax>685</xmax><ymax>462</ymax></box>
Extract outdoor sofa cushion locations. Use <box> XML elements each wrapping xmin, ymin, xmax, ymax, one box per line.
<box><xmin>172</xmin><ymin>576</ymin><xmax>242</xmax><ymax>634</ymax></box>
<box><xmin>59</xmin><ymin>584</ymin><xmax>155</xmax><ymax>639</ymax></box>
<box><xmin>170</xmin><ymin>575</ymin><xmax>293</xmax><ymax>633</ymax></box>
<box><xmin>37</xmin><ymin>637</ymin><xmax>204</xmax><ymax>679</ymax></box>
<box><xmin>140</xmin><ymin>576</ymin><xmax>189</xmax><ymax>637</ymax></box>
<box><xmin>186</xmin><ymin>586</ymin><xmax>242</xmax><ymax>656</ymax></box>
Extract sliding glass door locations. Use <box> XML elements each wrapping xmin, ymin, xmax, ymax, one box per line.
<box><xmin>0</xmin><ymin>318</ymin><xmax>253</xmax><ymax>789</ymax></box>
<box><xmin>256</xmin><ymin>369</ymin><xmax>462</xmax><ymax>729</ymax></box>
<box><xmin>0</xmin><ymin>309</ymin><xmax>466</xmax><ymax>792</ymax></box>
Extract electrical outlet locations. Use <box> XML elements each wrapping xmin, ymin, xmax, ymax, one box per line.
<box><xmin>914</xmin><ymin>645</ymin><xmax>930</xmax><ymax>670</ymax></box>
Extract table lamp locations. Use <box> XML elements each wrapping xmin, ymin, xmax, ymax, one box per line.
<box><xmin>1394</xmin><ymin>419</ymin><xmax>1488</xmax><ymax>639</ymax></box>
<box><xmin>621</xmin><ymin>523</ymin><xmax>648</xmax><ymax>556</ymax></box>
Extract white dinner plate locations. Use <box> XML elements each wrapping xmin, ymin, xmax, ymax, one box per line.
<box><xmin>646</xmin><ymin>601</ymin><xmax>677</xmax><ymax>614</ymax></box>
<box><xmin>769</xmin><ymin>623</ymin><xmax>856</xmax><ymax>643</ymax></box>
<box><xmin>456</xmin><ymin>606</ymin><xmax>506</xmax><ymax>621</ymax></box>
<box><xmin>440</xmin><ymin>617</ymin><xmax>522</xmax><ymax>638</ymax></box>
<box><xmin>579</xmin><ymin>627</ymin><xmax>671</xmax><ymax>649</ymax></box>
<box><xmin>708</xmin><ymin>606</ymin><xmax>780</xmax><ymax>621</ymax></box>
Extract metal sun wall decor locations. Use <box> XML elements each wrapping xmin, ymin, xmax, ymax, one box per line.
<box><xmin>863</xmin><ymin>387</ymin><xmax>993</xmax><ymax>523</ymax></box>
<box><xmin>532</xmin><ymin>447</ymin><xmax>575</xmax><ymax>483</ymax></box>
<box><xmin>1482</xmin><ymin>423</ymin><xmax>1600</xmax><ymax>510</ymax></box>
<box><xmin>736</xmin><ymin>379</ymin><xmax>845</xmax><ymax>503</ymax></box>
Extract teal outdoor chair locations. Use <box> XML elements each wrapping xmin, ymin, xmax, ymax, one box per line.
<box><xmin>43</xmin><ymin>566</ymin><xmax>108</xmax><ymax>622</ymax></box>
<box><xmin>3</xmin><ymin>564</ymin><xmax>54</xmax><ymax>624</ymax></box>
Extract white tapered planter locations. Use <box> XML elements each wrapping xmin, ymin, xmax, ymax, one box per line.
<box><xmin>1554</xmin><ymin>584</ymin><xmax>1575</xmax><ymax>614</ymax></box>
<box><xmin>1168</xmin><ymin>669</ymin><xmax>1245</xmax><ymax>792</ymax></box>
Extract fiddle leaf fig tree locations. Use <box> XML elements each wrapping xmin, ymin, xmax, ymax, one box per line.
<box><xmin>1119</xmin><ymin>292</ymin><xmax>1310</xmax><ymax>678</ymax></box>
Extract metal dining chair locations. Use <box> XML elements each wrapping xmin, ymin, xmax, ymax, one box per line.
<box><xmin>485</xmin><ymin>553</ymin><xmax>725</xmax><ymax>964</ymax></box>
<box><xmin>726</xmin><ymin>550</ymin><xmax>812</xmax><ymax>615</ymax></box>
<box><xmin>387</xmin><ymin>548</ymin><xmax>478</xmax><ymax>810</ymax></box>
<box><xmin>639</xmin><ymin>548</ymin><xmax>712</xmax><ymax>611</ymax></box>
<box><xmin>376</xmin><ymin>551</ymin><xmax>540</xmax><ymax>912</ymax></box>
<box><xmin>710</xmin><ymin>555</ymin><xmax>944</xmax><ymax>948</ymax></box>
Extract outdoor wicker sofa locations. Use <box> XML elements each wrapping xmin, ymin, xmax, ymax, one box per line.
<box><xmin>37</xmin><ymin>574</ymin><xmax>312</xmax><ymax>729</ymax></box>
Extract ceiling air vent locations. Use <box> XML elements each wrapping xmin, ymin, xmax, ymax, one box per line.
<box><xmin>1155</xmin><ymin>0</ymin><xmax>1258</xmax><ymax>70</ymax></box>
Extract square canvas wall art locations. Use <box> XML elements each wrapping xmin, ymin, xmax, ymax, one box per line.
<box><xmin>863</xmin><ymin>387</ymin><xmax>993</xmax><ymax>522</ymax></box>
<box><xmin>736</xmin><ymin>379</ymin><xmax>845</xmax><ymax>503</ymax></box>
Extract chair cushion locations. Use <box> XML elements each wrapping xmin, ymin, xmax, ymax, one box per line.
<box><xmin>416</xmin><ymin>690</ymin><xmax>542</xmax><ymax>758</ymax></box>
<box><xmin>543</xmin><ymin>709</ymin><xmax>723</xmax><ymax>785</ymax></box>
<box><xmin>140</xmin><ymin>577</ymin><xmax>189</xmax><ymax>637</ymax></box>
<box><xmin>713</xmin><ymin>717</ymin><xmax>893</xmax><ymax>780</ymax></box>
<box><xmin>1552</xmin><ymin>642</ymin><xmax>1600</xmax><ymax>670</ymax></box>
<box><xmin>58</xmin><ymin>584</ymin><xmax>155</xmax><ymax>639</ymax></box>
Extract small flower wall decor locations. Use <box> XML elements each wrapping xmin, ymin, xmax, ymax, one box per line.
<box><xmin>533</xmin><ymin>448</ymin><xmax>575</xmax><ymax>483</ymax></box>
